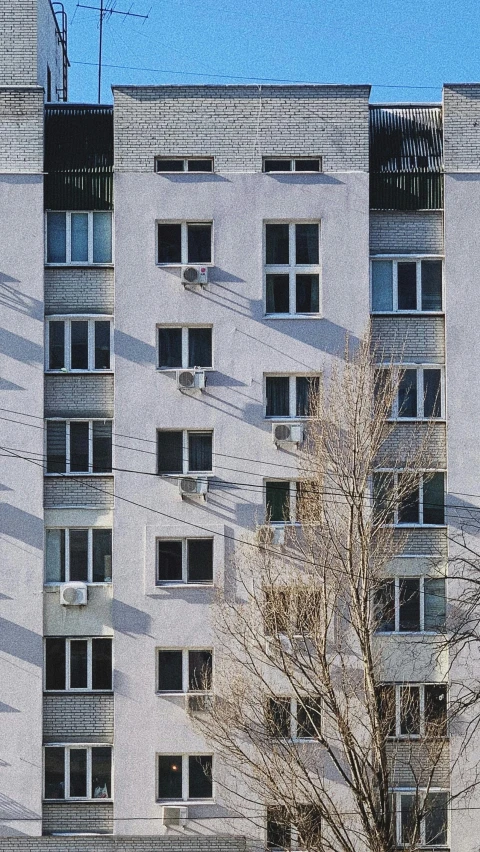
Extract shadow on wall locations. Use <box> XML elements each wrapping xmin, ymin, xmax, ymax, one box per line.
<box><xmin>114</xmin><ymin>330</ymin><xmax>156</xmax><ymax>365</ymax></box>
<box><xmin>0</xmin><ymin>618</ymin><xmax>42</xmax><ymax>667</ymax></box>
<box><xmin>0</xmin><ymin>328</ymin><xmax>43</xmax><ymax>365</ymax></box>
<box><xmin>0</xmin><ymin>505</ymin><xmax>43</xmax><ymax>550</ymax></box>
<box><xmin>0</xmin><ymin>792</ymin><xmax>40</xmax><ymax>822</ymax></box>
<box><xmin>0</xmin><ymin>702</ymin><xmax>19</xmax><ymax>713</ymax></box>
<box><xmin>0</xmin><ymin>275</ymin><xmax>43</xmax><ymax>321</ymax></box>
<box><xmin>0</xmin><ymin>379</ymin><xmax>24</xmax><ymax>390</ymax></box>
<box><xmin>112</xmin><ymin>599</ymin><xmax>153</xmax><ymax>637</ymax></box>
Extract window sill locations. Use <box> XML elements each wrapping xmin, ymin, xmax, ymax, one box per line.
<box><xmin>44</xmin><ymin>583</ymin><xmax>112</xmax><ymax>588</ymax></box>
<box><xmin>370</xmin><ymin>311</ymin><xmax>444</xmax><ymax>316</ymax></box>
<box><xmin>264</xmin><ymin>314</ymin><xmax>322</xmax><ymax>320</ymax></box>
<box><xmin>156</xmin><ymin>367</ymin><xmax>214</xmax><ymax>373</ymax></box>
<box><xmin>45</xmin><ymin>370</ymin><xmax>114</xmax><ymax>376</ymax></box>
<box><xmin>375</xmin><ymin>631</ymin><xmax>444</xmax><ymax>636</ymax></box>
<box><xmin>45</xmin><ymin>263</ymin><xmax>114</xmax><ymax>269</ymax></box>
<box><xmin>155</xmin><ymin>582</ymin><xmax>214</xmax><ymax>589</ymax></box>
<box><xmin>44</xmin><ymin>472</ymin><xmax>114</xmax><ymax>477</ymax></box>
<box><xmin>156</xmin><ymin>691</ymin><xmax>212</xmax><ymax>697</ymax></box>
<box><xmin>156</xmin><ymin>799</ymin><xmax>215</xmax><ymax>805</ymax></box>
<box><xmin>156</xmin><ymin>263</ymin><xmax>214</xmax><ymax>269</ymax></box>
<box><xmin>44</xmin><ymin>690</ymin><xmax>114</xmax><ymax>695</ymax></box>
<box><xmin>384</xmin><ymin>524</ymin><xmax>447</xmax><ymax>529</ymax></box>
<box><xmin>386</xmin><ymin>418</ymin><xmax>445</xmax><ymax>424</ymax></box>
<box><xmin>159</xmin><ymin>472</ymin><xmax>214</xmax><ymax>478</ymax></box>
<box><xmin>44</xmin><ymin>799</ymin><xmax>113</xmax><ymax>804</ymax></box>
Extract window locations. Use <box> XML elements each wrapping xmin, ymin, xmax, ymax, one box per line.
<box><xmin>372</xmin><ymin>471</ymin><xmax>445</xmax><ymax>525</ymax></box>
<box><xmin>44</xmin><ymin>746</ymin><xmax>112</xmax><ymax>800</ymax></box>
<box><xmin>394</xmin><ymin>791</ymin><xmax>448</xmax><ymax>847</ymax></box>
<box><xmin>374</xmin><ymin>576</ymin><xmax>446</xmax><ymax>633</ymax></box>
<box><xmin>158</xmin><ymin>326</ymin><xmax>212</xmax><ymax>369</ymax></box>
<box><xmin>157</xmin><ymin>754</ymin><xmax>212</xmax><ymax>801</ymax></box>
<box><xmin>157</xmin><ymin>538</ymin><xmax>213</xmax><ymax>585</ymax></box>
<box><xmin>265</xmin><ymin>480</ymin><xmax>320</xmax><ymax>524</ymax></box>
<box><xmin>46</xmin><ymin>318</ymin><xmax>112</xmax><ymax>372</ymax></box>
<box><xmin>267</xmin><ymin>805</ymin><xmax>322</xmax><ymax>850</ymax></box>
<box><xmin>156</xmin><ymin>157</ymin><xmax>213</xmax><ymax>173</ymax></box>
<box><xmin>157</xmin><ymin>649</ymin><xmax>212</xmax><ymax>693</ymax></box>
<box><xmin>265</xmin><ymin>375</ymin><xmax>320</xmax><ymax>418</ymax></box>
<box><xmin>376</xmin><ymin>367</ymin><xmax>443</xmax><ymax>419</ymax></box>
<box><xmin>263</xmin><ymin>158</ymin><xmax>321</xmax><ymax>173</ymax></box>
<box><xmin>45</xmin><ymin>528</ymin><xmax>112</xmax><ymax>583</ymax></box>
<box><xmin>265</xmin><ymin>222</ymin><xmax>320</xmax><ymax>315</ymax></box>
<box><xmin>264</xmin><ymin>587</ymin><xmax>323</xmax><ymax>636</ymax></box>
<box><xmin>266</xmin><ymin>696</ymin><xmax>321</xmax><ymax>739</ymax></box>
<box><xmin>157</xmin><ymin>430</ymin><xmax>213</xmax><ymax>475</ymax></box>
<box><xmin>376</xmin><ymin>684</ymin><xmax>447</xmax><ymax>738</ymax></box>
<box><xmin>157</xmin><ymin>222</ymin><xmax>212</xmax><ymax>265</ymax></box>
<box><xmin>46</xmin><ymin>212</ymin><xmax>112</xmax><ymax>265</ymax></box>
<box><xmin>371</xmin><ymin>258</ymin><xmax>443</xmax><ymax>313</ymax></box>
<box><xmin>46</xmin><ymin>420</ymin><xmax>112</xmax><ymax>474</ymax></box>
<box><xmin>45</xmin><ymin>638</ymin><xmax>112</xmax><ymax>691</ymax></box>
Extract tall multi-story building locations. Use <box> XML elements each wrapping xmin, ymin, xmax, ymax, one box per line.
<box><xmin>3</xmin><ymin>1</ymin><xmax>480</xmax><ymax>850</ymax></box>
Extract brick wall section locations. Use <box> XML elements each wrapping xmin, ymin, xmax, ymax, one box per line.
<box><xmin>444</xmin><ymin>85</ymin><xmax>480</xmax><ymax>171</ymax></box>
<box><xmin>43</xmin><ymin>693</ymin><xmax>114</xmax><ymax>743</ymax></box>
<box><xmin>392</xmin><ymin>528</ymin><xmax>447</xmax><ymax>557</ymax></box>
<box><xmin>369</xmin><ymin>212</ymin><xmax>444</xmax><ymax>254</ymax></box>
<box><xmin>0</xmin><ymin>88</ymin><xmax>43</xmax><ymax>171</ymax></box>
<box><xmin>0</xmin><ymin>838</ymin><xmax>246</xmax><ymax>851</ymax></box>
<box><xmin>44</xmin><ymin>375</ymin><xmax>114</xmax><ymax>418</ymax></box>
<box><xmin>387</xmin><ymin>740</ymin><xmax>450</xmax><ymax>787</ymax></box>
<box><xmin>44</xmin><ymin>269</ymin><xmax>114</xmax><ymax>315</ymax></box>
<box><xmin>371</xmin><ymin>316</ymin><xmax>445</xmax><ymax>363</ymax></box>
<box><xmin>377</xmin><ymin>422</ymin><xmax>447</xmax><ymax>468</ymax></box>
<box><xmin>42</xmin><ymin>802</ymin><xmax>113</xmax><ymax>835</ymax></box>
<box><xmin>44</xmin><ymin>476</ymin><xmax>114</xmax><ymax>508</ymax></box>
<box><xmin>0</xmin><ymin>0</ymin><xmax>37</xmax><ymax>85</ymax></box>
<box><xmin>113</xmin><ymin>85</ymin><xmax>370</xmax><ymax>173</ymax></box>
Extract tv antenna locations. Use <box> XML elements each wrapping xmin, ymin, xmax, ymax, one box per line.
<box><xmin>76</xmin><ymin>1</ymin><xmax>149</xmax><ymax>103</ymax></box>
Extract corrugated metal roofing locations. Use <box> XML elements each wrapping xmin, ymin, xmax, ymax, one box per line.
<box><xmin>370</xmin><ymin>106</ymin><xmax>443</xmax><ymax>173</ymax></box>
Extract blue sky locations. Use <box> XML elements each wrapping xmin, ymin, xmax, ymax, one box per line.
<box><xmin>62</xmin><ymin>0</ymin><xmax>480</xmax><ymax>104</ymax></box>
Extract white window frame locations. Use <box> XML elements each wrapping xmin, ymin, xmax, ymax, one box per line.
<box><xmin>45</xmin><ymin>316</ymin><xmax>113</xmax><ymax>372</ymax></box>
<box><xmin>266</xmin><ymin>805</ymin><xmax>321</xmax><ymax>851</ymax></box>
<box><xmin>373</xmin><ymin>470</ymin><xmax>446</xmax><ymax>527</ymax></box>
<box><xmin>263</xmin><ymin>157</ymin><xmax>322</xmax><ymax>173</ymax></box>
<box><xmin>370</xmin><ymin>255</ymin><xmax>444</xmax><ymax>314</ymax></box>
<box><xmin>45</xmin><ymin>211</ymin><xmax>113</xmax><ymax>266</ymax></box>
<box><xmin>155</xmin><ymin>157</ymin><xmax>214</xmax><ymax>173</ymax></box>
<box><xmin>157</xmin><ymin>429</ymin><xmax>214</xmax><ymax>475</ymax></box>
<box><xmin>156</xmin><ymin>220</ymin><xmax>214</xmax><ymax>266</ymax></box>
<box><xmin>156</xmin><ymin>537</ymin><xmax>214</xmax><ymax>586</ymax></box>
<box><xmin>264</xmin><ymin>220</ymin><xmax>321</xmax><ymax>318</ymax></box>
<box><xmin>45</xmin><ymin>418</ymin><xmax>112</xmax><ymax>476</ymax></box>
<box><xmin>45</xmin><ymin>527</ymin><xmax>112</xmax><ymax>585</ymax></box>
<box><xmin>381</xmin><ymin>683</ymin><xmax>448</xmax><ymax>739</ymax></box>
<box><xmin>375</xmin><ymin>575</ymin><xmax>446</xmax><ymax>634</ymax></box>
<box><xmin>268</xmin><ymin>696</ymin><xmax>321</xmax><ymax>741</ymax></box>
<box><xmin>393</xmin><ymin>789</ymin><xmax>449</xmax><ymax>847</ymax></box>
<box><xmin>377</xmin><ymin>365</ymin><xmax>445</xmax><ymax>420</ymax></box>
<box><xmin>44</xmin><ymin>637</ymin><xmax>113</xmax><ymax>692</ymax></box>
<box><xmin>43</xmin><ymin>744</ymin><xmax>113</xmax><ymax>801</ymax></box>
<box><xmin>156</xmin><ymin>648</ymin><xmax>213</xmax><ymax>694</ymax></box>
<box><xmin>264</xmin><ymin>374</ymin><xmax>321</xmax><ymax>419</ymax></box>
<box><xmin>156</xmin><ymin>753</ymin><xmax>214</xmax><ymax>802</ymax></box>
<box><xmin>265</xmin><ymin>480</ymin><xmax>320</xmax><ymax>526</ymax></box>
<box><xmin>157</xmin><ymin>325</ymin><xmax>213</xmax><ymax>370</ymax></box>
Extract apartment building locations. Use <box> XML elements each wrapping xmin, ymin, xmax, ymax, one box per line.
<box><xmin>3</xmin><ymin>1</ymin><xmax>480</xmax><ymax>850</ymax></box>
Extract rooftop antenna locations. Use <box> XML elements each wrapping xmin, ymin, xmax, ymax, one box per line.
<box><xmin>76</xmin><ymin>1</ymin><xmax>149</xmax><ymax>103</ymax></box>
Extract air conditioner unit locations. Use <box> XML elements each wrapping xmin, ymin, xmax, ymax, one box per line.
<box><xmin>272</xmin><ymin>422</ymin><xmax>304</xmax><ymax>445</ymax></box>
<box><xmin>59</xmin><ymin>582</ymin><xmax>88</xmax><ymax>606</ymax></box>
<box><xmin>176</xmin><ymin>369</ymin><xmax>206</xmax><ymax>391</ymax></box>
<box><xmin>181</xmin><ymin>265</ymin><xmax>208</xmax><ymax>286</ymax></box>
<box><xmin>186</xmin><ymin>693</ymin><xmax>214</xmax><ymax>714</ymax></box>
<box><xmin>162</xmin><ymin>805</ymin><xmax>188</xmax><ymax>828</ymax></box>
<box><xmin>179</xmin><ymin>477</ymin><xmax>209</xmax><ymax>499</ymax></box>
<box><xmin>256</xmin><ymin>525</ymin><xmax>285</xmax><ymax>546</ymax></box>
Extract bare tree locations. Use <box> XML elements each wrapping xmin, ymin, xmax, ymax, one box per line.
<box><xmin>194</xmin><ymin>333</ymin><xmax>463</xmax><ymax>852</ymax></box>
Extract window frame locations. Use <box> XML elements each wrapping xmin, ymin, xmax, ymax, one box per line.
<box><xmin>376</xmin><ymin>365</ymin><xmax>445</xmax><ymax>421</ymax></box>
<box><xmin>393</xmin><ymin>789</ymin><xmax>449</xmax><ymax>847</ymax></box>
<box><xmin>156</xmin><ymin>753</ymin><xmax>214</xmax><ymax>803</ymax></box>
<box><xmin>264</xmin><ymin>374</ymin><xmax>321</xmax><ymax>419</ymax></box>
<box><xmin>44</xmin><ymin>526</ymin><xmax>112</xmax><ymax>585</ymax></box>
<box><xmin>45</xmin><ymin>316</ymin><xmax>114</xmax><ymax>373</ymax></box>
<box><xmin>374</xmin><ymin>575</ymin><xmax>446</xmax><ymax>634</ymax></box>
<box><xmin>264</xmin><ymin>220</ymin><xmax>321</xmax><ymax>318</ymax></box>
<box><xmin>156</xmin><ymin>220</ymin><xmax>214</xmax><ymax>267</ymax></box>
<box><xmin>45</xmin><ymin>211</ymin><xmax>113</xmax><ymax>266</ymax></box>
<box><xmin>370</xmin><ymin>255</ymin><xmax>444</xmax><ymax>314</ymax></box>
<box><xmin>157</xmin><ymin>429</ymin><xmax>214</xmax><ymax>476</ymax></box>
<box><xmin>156</xmin><ymin>537</ymin><xmax>214</xmax><ymax>587</ymax></box>
<box><xmin>45</xmin><ymin>418</ymin><xmax>113</xmax><ymax>475</ymax></box>
<box><xmin>378</xmin><ymin>683</ymin><xmax>448</xmax><ymax>739</ymax></box>
<box><xmin>44</xmin><ymin>637</ymin><xmax>113</xmax><ymax>692</ymax></box>
<box><xmin>263</xmin><ymin>157</ymin><xmax>322</xmax><ymax>173</ymax></box>
<box><xmin>372</xmin><ymin>470</ymin><xmax>446</xmax><ymax>527</ymax></box>
<box><xmin>156</xmin><ymin>648</ymin><xmax>213</xmax><ymax>694</ymax></box>
<box><xmin>157</xmin><ymin>325</ymin><xmax>213</xmax><ymax>371</ymax></box>
<box><xmin>265</xmin><ymin>480</ymin><xmax>320</xmax><ymax>526</ymax></box>
<box><xmin>266</xmin><ymin>804</ymin><xmax>322</xmax><ymax>850</ymax></box>
<box><xmin>266</xmin><ymin>695</ymin><xmax>321</xmax><ymax>741</ymax></box>
<box><xmin>155</xmin><ymin>157</ymin><xmax>214</xmax><ymax>173</ymax></box>
<box><xmin>43</xmin><ymin>744</ymin><xmax>113</xmax><ymax>801</ymax></box>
